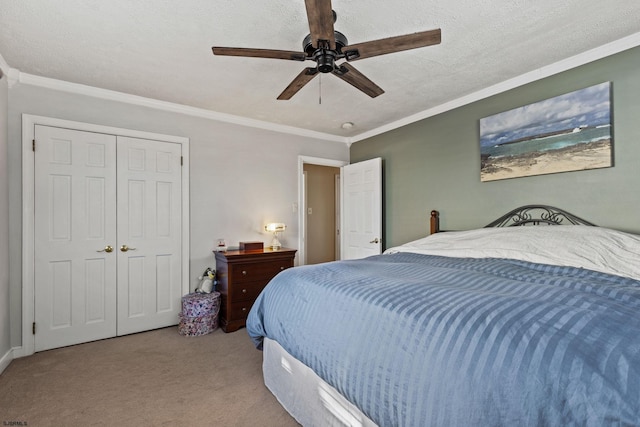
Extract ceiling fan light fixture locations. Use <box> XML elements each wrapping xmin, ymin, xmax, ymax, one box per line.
<box><xmin>314</xmin><ymin>50</ymin><xmax>337</xmax><ymax>73</ymax></box>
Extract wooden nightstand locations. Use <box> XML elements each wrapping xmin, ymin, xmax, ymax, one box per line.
<box><xmin>214</xmin><ymin>248</ymin><xmax>297</xmax><ymax>332</ymax></box>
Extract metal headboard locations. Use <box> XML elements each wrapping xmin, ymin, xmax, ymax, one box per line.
<box><xmin>484</xmin><ymin>205</ymin><xmax>596</xmax><ymax>228</ymax></box>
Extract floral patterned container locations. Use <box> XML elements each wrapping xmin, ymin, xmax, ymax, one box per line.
<box><xmin>178</xmin><ymin>292</ymin><xmax>221</xmax><ymax>336</ymax></box>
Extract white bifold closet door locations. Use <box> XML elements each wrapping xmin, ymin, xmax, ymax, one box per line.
<box><xmin>116</xmin><ymin>136</ymin><xmax>182</xmax><ymax>336</ymax></box>
<box><xmin>34</xmin><ymin>125</ymin><xmax>182</xmax><ymax>352</ymax></box>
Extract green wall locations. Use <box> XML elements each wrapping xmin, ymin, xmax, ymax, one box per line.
<box><xmin>351</xmin><ymin>46</ymin><xmax>640</xmax><ymax>249</ymax></box>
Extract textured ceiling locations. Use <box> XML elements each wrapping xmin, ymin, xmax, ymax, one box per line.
<box><xmin>1</xmin><ymin>0</ymin><xmax>639</xmax><ymax>139</ymax></box>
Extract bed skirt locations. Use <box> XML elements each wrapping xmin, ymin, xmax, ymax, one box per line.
<box><xmin>263</xmin><ymin>337</ymin><xmax>377</xmax><ymax>427</ymax></box>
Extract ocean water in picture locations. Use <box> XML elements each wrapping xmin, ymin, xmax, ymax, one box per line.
<box><xmin>482</xmin><ymin>125</ymin><xmax>611</xmax><ymax>158</ymax></box>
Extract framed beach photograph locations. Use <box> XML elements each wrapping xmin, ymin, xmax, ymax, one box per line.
<box><xmin>479</xmin><ymin>82</ymin><xmax>613</xmax><ymax>182</ymax></box>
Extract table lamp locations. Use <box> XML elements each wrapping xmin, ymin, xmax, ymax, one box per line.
<box><xmin>265</xmin><ymin>223</ymin><xmax>286</xmax><ymax>250</ymax></box>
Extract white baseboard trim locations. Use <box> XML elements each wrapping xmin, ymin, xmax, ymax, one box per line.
<box><xmin>0</xmin><ymin>347</ymin><xmax>14</xmax><ymax>374</ymax></box>
<box><xmin>11</xmin><ymin>345</ymin><xmax>26</xmax><ymax>359</ymax></box>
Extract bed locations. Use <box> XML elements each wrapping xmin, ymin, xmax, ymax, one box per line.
<box><xmin>246</xmin><ymin>205</ymin><xmax>640</xmax><ymax>426</ymax></box>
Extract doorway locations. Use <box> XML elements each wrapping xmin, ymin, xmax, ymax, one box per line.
<box><xmin>298</xmin><ymin>156</ymin><xmax>348</xmax><ymax>266</ymax></box>
<box><xmin>304</xmin><ymin>164</ymin><xmax>340</xmax><ymax>264</ymax></box>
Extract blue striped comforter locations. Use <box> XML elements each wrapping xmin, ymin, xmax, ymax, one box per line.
<box><xmin>246</xmin><ymin>253</ymin><xmax>640</xmax><ymax>426</ymax></box>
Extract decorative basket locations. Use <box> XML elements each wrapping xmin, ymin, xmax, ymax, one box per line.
<box><xmin>178</xmin><ymin>291</ymin><xmax>221</xmax><ymax>336</ymax></box>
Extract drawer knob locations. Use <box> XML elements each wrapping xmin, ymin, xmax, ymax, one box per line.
<box><xmin>242</xmin><ymin>270</ymin><xmax>247</xmax><ymax>275</ymax></box>
<box><xmin>242</xmin><ymin>307</ymin><xmax>247</xmax><ymax>312</ymax></box>
<box><xmin>242</xmin><ymin>288</ymin><xmax>247</xmax><ymax>294</ymax></box>
<box><xmin>280</xmin><ymin>266</ymin><xmax>285</xmax><ymax>270</ymax></box>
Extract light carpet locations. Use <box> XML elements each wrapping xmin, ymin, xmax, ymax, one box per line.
<box><xmin>0</xmin><ymin>327</ymin><xmax>299</xmax><ymax>426</ymax></box>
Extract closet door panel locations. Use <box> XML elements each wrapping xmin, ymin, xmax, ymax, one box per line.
<box><xmin>34</xmin><ymin>125</ymin><xmax>117</xmax><ymax>351</ymax></box>
<box><xmin>116</xmin><ymin>136</ymin><xmax>183</xmax><ymax>335</ymax></box>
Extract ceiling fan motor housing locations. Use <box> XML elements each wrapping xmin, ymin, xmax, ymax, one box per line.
<box><xmin>303</xmin><ymin>31</ymin><xmax>348</xmax><ymax>73</ymax></box>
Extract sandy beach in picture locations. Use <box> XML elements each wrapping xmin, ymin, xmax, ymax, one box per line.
<box><xmin>480</xmin><ymin>139</ymin><xmax>611</xmax><ymax>181</ymax></box>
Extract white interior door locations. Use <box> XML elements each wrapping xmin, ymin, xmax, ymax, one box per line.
<box><xmin>34</xmin><ymin>125</ymin><xmax>118</xmax><ymax>351</ymax></box>
<box><xmin>116</xmin><ymin>136</ymin><xmax>182</xmax><ymax>335</ymax></box>
<box><xmin>341</xmin><ymin>158</ymin><xmax>382</xmax><ymax>260</ymax></box>
<box><xmin>33</xmin><ymin>127</ymin><xmax>183</xmax><ymax>350</ymax></box>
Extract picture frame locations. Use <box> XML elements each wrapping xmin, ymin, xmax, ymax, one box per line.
<box><xmin>479</xmin><ymin>82</ymin><xmax>613</xmax><ymax>182</ymax></box>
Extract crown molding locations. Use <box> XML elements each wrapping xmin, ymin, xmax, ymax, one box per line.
<box><xmin>12</xmin><ymin>71</ymin><xmax>348</xmax><ymax>144</ymax></box>
<box><xmin>8</xmin><ymin>30</ymin><xmax>640</xmax><ymax>146</ymax></box>
<box><xmin>0</xmin><ymin>53</ymin><xmax>19</xmax><ymax>88</ymax></box>
<box><xmin>0</xmin><ymin>52</ymin><xmax>9</xmax><ymax>79</ymax></box>
<box><xmin>7</xmin><ymin>69</ymin><xmax>20</xmax><ymax>89</ymax></box>
<box><xmin>348</xmin><ymin>31</ymin><xmax>640</xmax><ymax>144</ymax></box>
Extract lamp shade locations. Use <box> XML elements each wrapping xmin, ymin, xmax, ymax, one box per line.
<box><xmin>265</xmin><ymin>223</ymin><xmax>286</xmax><ymax>233</ymax></box>
<box><xmin>265</xmin><ymin>223</ymin><xmax>286</xmax><ymax>250</ymax></box>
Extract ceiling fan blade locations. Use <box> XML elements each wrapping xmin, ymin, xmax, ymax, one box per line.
<box><xmin>332</xmin><ymin>63</ymin><xmax>384</xmax><ymax>98</ymax></box>
<box><xmin>212</xmin><ymin>47</ymin><xmax>307</xmax><ymax>62</ymax></box>
<box><xmin>342</xmin><ymin>28</ymin><xmax>441</xmax><ymax>61</ymax></box>
<box><xmin>304</xmin><ymin>0</ymin><xmax>336</xmax><ymax>49</ymax></box>
<box><xmin>277</xmin><ymin>67</ymin><xmax>320</xmax><ymax>100</ymax></box>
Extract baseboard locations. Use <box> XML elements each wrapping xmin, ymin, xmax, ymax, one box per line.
<box><xmin>11</xmin><ymin>345</ymin><xmax>26</xmax><ymax>359</ymax></box>
<box><xmin>0</xmin><ymin>347</ymin><xmax>14</xmax><ymax>374</ymax></box>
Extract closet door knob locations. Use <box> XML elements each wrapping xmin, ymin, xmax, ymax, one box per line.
<box><xmin>120</xmin><ymin>245</ymin><xmax>137</xmax><ymax>252</ymax></box>
<box><xmin>97</xmin><ymin>245</ymin><xmax>114</xmax><ymax>253</ymax></box>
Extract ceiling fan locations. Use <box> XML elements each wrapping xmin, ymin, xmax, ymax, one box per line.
<box><xmin>212</xmin><ymin>0</ymin><xmax>441</xmax><ymax>100</ymax></box>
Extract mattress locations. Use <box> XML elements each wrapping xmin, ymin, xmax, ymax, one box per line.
<box><xmin>249</xmin><ymin>226</ymin><xmax>640</xmax><ymax>426</ymax></box>
<box><xmin>263</xmin><ymin>337</ymin><xmax>377</xmax><ymax>427</ymax></box>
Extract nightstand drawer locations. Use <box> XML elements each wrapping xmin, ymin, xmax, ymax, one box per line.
<box><xmin>230</xmin><ymin>261</ymin><xmax>292</xmax><ymax>284</ymax></box>
<box><xmin>232</xmin><ymin>280</ymin><xmax>266</xmax><ymax>301</ymax></box>
<box><xmin>229</xmin><ymin>300</ymin><xmax>255</xmax><ymax>321</ymax></box>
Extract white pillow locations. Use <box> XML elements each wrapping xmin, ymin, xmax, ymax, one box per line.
<box><xmin>385</xmin><ymin>226</ymin><xmax>640</xmax><ymax>280</ymax></box>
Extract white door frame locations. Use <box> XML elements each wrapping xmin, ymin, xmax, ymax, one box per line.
<box><xmin>21</xmin><ymin>114</ymin><xmax>190</xmax><ymax>356</ymax></box>
<box><xmin>297</xmin><ymin>156</ymin><xmax>348</xmax><ymax>266</ymax></box>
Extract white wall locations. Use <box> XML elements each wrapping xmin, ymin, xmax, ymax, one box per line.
<box><xmin>7</xmin><ymin>80</ymin><xmax>349</xmax><ymax>349</ymax></box>
<box><xmin>0</xmin><ymin>61</ymin><xmax>11</xmax><ymax>368</ymax></box>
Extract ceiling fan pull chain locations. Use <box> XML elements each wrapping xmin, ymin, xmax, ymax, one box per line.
<box><xmin>319</xmin><ymin>73</ymin><xmax>322</xmax><ymax>105</ymax></box>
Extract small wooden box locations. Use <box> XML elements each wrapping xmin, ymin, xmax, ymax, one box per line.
<box><xmin>239</xmin><ymin>241</ymin><xmax>264</xmax><ymax>251</ymax></box>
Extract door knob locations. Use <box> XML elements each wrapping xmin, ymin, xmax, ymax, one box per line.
<box><xmin>369</xmin><ymin>238</ymin><xmax>380</xmax><ymax>244</ymax></box>
<box><xmin>97</xmin><ymin>245</ymin><xmax>114</xmax><ymax>253</ymax></box>
<box><xmin>120</xmin><ymin>245</ymin><xmax>137</xmax><ymax>252</ymax></box>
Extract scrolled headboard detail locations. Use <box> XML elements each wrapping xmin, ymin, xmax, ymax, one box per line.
<box><xmin>484</xmin><ymin>205</ymin><xmax>596</xmax><ymax>228</ymax></box>
<box><xmin>430</xmin><ymin>205</ymin><xmax>595</xmax><ymax>234</ymax></box>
